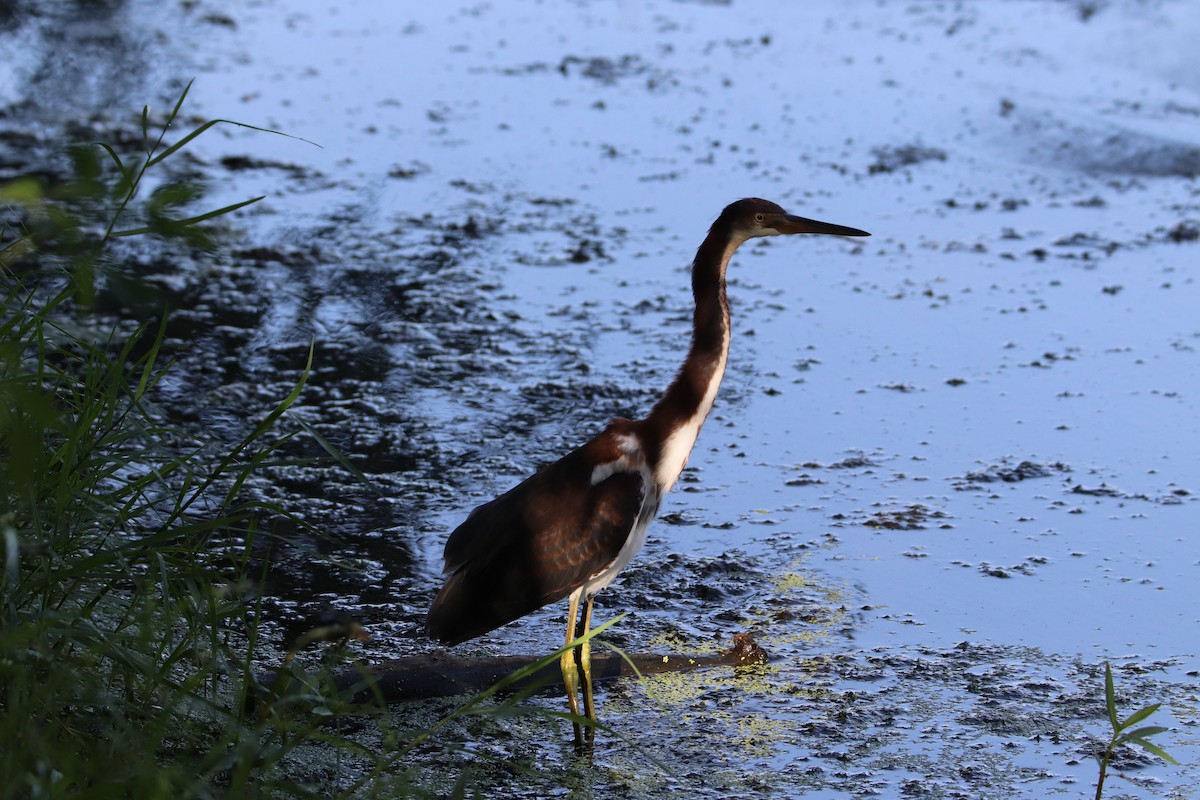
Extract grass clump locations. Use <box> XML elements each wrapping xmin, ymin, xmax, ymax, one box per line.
<box><xmin>0</xmin><ymin>82</ymin><xmax>375</xmax><ymax>798</ymax></box>
<box><xmin>1</xmin><ymin>287</ymin><xmax>281</xmax><ymax>797</ymax></box>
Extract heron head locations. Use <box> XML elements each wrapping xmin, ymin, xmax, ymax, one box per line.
<box><xmin>724</xmin><ymin>197</ymin><xmax>870</xmax><ymax>240</ymax></box>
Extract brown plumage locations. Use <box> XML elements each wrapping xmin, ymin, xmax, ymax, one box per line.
<box><xmin>428</xmin><ymin>424</ymin><xmax>646</xmax><ymax>645</ymax></box>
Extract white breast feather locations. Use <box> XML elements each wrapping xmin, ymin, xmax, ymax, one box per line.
<box><xmin>580</xmin><ymin>430</ymin><xmax>659</xmax><ymax>597</ymax></box>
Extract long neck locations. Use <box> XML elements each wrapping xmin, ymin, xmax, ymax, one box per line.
<box><xmin>643</xmin><ymin>221</ymin><xmax>743</xmax><ymax>492</ymax></box>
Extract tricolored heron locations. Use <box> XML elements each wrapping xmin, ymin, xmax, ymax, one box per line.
<box><xmin>427</xmin><ymin>198</ymin><xmax>869</xmax><ymax>743</ymax></box>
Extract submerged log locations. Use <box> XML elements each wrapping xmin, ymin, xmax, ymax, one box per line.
<box><xmin>254</xmin><ymin>633</ymin><xmax>768</xmax><ymax>708</ymax></box>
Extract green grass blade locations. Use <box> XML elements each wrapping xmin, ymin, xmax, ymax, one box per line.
<box><xmin>133</xmin><ymin>313</ymin><xmax>168</xmax><ymax>403</ymax></box>
<box><xmin>111</xmin><ymin>195</ymin><xmax>266</xmax><ymax>238</ymax></box>
<box><xmin>95</xmin><ymin>142</ymin><xmax>126</xmax><ymax>174</ymax></box>
<box><xmin>147</xmin><ymin>119</ymin><xmax>320</xmax><ymax>168</ymax></box>
<box><xmin>1119</xmin><ymin>703</ymin><xmax>1161</xmax><ymax>731</ymax></box>
<box><xmin>168</xmin><ymin>78</ymin><xmax>194</xmax><ymax>127</ymax></box>
<box><xmin>293</xmin><ymin>415</ymin><xmax>383</xmax><ymax>496</ymax></box>
<box><xmin>1122</xmin><ymin>725</ymin><xmax>1168</xmax><ymax>741</ymax></box>
<box><xmin>602</xmin><ymin>638</ymin><xmax>647</xmax><ymax>682</ymax></box>
<box><xmin>1104</xmin><ymin>662</ymin><xmax>1119</xmax><ymax>731</ymax></box>
<box><xmin>1128</xmin><ymin>737</ymin><xmax>1179</xmax><ymax>765</ymax></box>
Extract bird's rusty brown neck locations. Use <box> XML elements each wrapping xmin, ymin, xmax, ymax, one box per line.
<box><xmin>643</xmin><ymin>217</ymin><xmax>742</xmax><ymax>491</ymax></box>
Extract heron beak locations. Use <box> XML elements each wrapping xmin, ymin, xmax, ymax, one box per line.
<box><xmin>769</xmin><ymin>213</ymin><xmax>870</xmax><ymax>237</ymax></box>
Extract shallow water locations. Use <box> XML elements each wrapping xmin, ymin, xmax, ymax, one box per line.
<box><xmin>3</xmin><ymin>0</ymin><xmax>1198</xmax><ymax>796</ymax></box>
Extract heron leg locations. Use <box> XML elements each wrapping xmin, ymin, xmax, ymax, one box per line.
<box><xmin>560</xmin><ymin>592</ymin><xmax>585</xmax><ymax>746</ymax></box>
<box><xmin>578</xmin><ymin>594</ymin><xmax>597</xmax><ymax>736</ymax></box>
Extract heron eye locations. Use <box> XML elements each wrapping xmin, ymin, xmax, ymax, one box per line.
<box><xmin>754</xmin><ymin>213</ymin><xmax>765</xmax><ymax>223</ymax></box>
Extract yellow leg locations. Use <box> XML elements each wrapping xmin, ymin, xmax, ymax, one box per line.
<box><xmin>580</xmin><ymin>594</ymin><xmax>595</xmax><ymax>724</ymax></box>
<box><xmin>579</xmin><ymin>595</ymin><xmax>596</xmax><ymax>731</ymax></box>
<box><xmin>560</xmin><ymin>592</ymin><xmax>585</xmax><ymax>747</ymax></box>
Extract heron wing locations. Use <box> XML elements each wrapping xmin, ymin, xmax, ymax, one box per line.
<box><xmin>427</xmin><ymin>449</ymin><xmax>645</xmax><ymax>646</ymax></box>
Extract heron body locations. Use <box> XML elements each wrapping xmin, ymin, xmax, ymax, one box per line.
<box><xmin>427</xmin><ymin>198</ymin><xmax>869</xmax><ymax>742</ymax></box>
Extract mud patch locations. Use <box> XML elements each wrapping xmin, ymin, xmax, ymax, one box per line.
<box><xmin>867</xmin><ymin>143</ymin><xmax>949</xmax><ymax>175</ymax></box>
<box><xmin>956</xmin><ymin>460</ymin><xmax>1071</xmax><ymax>488</ymax></box>
<box><xmin>863</xmin><ymin>503</ymin><xmax>952</xmax><ymax>531</ymax></box>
